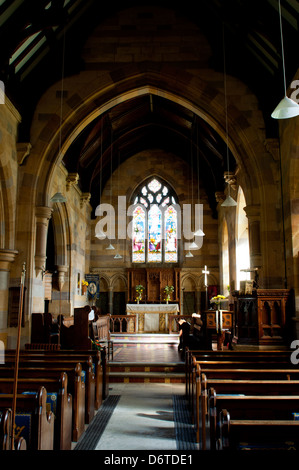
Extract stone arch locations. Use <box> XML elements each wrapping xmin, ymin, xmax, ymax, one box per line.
<box><xmin>181</xmin><ymin>273</ymin><xmax>197</xmax><ymax>290</ymax></box>
<box><xmin>50</xmin><ymin>202</ymin><xmax>70</xmax><ymax>268</ymax></box>
<box><xmin>99</xmin><ymin>273</ymin><xmax>110</xmax><ymax>291</ymax></box>
<box><xmin>29</xmin><ymin>66</ymin><xmax>267</xmax><ymax>214</ymax></box>
<box><xmin>111</xmin><ymin>273</ymin><xmax>127</xmax><ymax>291</ymax></box>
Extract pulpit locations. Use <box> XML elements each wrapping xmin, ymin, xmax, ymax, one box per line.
<box><xmin>233</xmin><ymin>289</ymin><xmax>290</xmax><ymax>345</ymax></box>
<box><xmin>126</xmin><ymin>303</ymin><xmax>179</xmax><ymax>333</ymax></box>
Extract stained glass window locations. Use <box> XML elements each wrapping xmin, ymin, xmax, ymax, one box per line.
<box><xmin>132</xmin><ymin>177</ymin><xmax>178</xmax><ymax>263</ymax></box>
<box><xmin>165</xmin><ymin>206</ymin><xmax>178</xmax><ymax>262</ymax></box>
<box><xmin>148</xmin><ymin>204</ymin><xmax>162</xmax><ymax>262</ymax></box>
<box><xmin>132</xmin><ymin>206</ymin><xmax>146</xmax><ymax>263</ymax></box>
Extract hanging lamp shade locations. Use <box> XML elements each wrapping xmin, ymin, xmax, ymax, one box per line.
<box><xmin>185</xmin><ymin>251</ymin><xmax>193</xmax><ymax>258</ymax></box>
<box><xmin>114</xmin><ymin>253</ymin><xmax>122</xmax><ymax>259</ymax></box>
<box><xmin>221</xmin><ymin>194</ymin><xmax>237</xmax><ymax>207</ymax></box>
<box><xmin>50</xmin><ymin>192</ymin><xmax>67</xmax><ymax>203</ymax></box>
<box><xmin>271</xmin><ymin>96</ymin><xmax>299</xmax><ymax>119</ymax></box>
<box><xmin>106</xmin><ymin>244</ymin><xmax>115</xmax><ymax>250</ymax></box>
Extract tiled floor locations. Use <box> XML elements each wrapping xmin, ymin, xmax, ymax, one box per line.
<box><xmin>111</xmin><ymin>342</ymin><xmax>184</xmax><ymax>364</ymax></box>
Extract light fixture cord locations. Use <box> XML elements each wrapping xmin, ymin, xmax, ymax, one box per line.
<box><xmin>58</xmin><ymin>29</ymin><xmax>66</xmax><ymax>159</ymax></box>
<box><xmin>278</xmin><ymin>0</ymin><xmax>287</xmax><ymax>96</ymax></box>
<box><xmin>222</xmin><ymin>22</ymin><xmax>231</xmax><ymax>196</ymax></box>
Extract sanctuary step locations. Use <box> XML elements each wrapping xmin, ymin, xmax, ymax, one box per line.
<box><xmin>108</xmin><ymin>334</ymin><xmax>185</xmax><ymax>383</ymax></box>
<box><xmin>110</xmin><ymin>333</ymin><xmax>179</xmax><ymax>345</ymax></box>
<box><xmin>108</xmin><ymin>362</ymin><xmax>185</xmax><ymax>384</ymax></box>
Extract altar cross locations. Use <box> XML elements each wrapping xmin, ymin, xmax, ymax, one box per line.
<box><xmin>202</xmin><ymin>265</ymin><xmax>209</xmax><ymax>288</ymax></box>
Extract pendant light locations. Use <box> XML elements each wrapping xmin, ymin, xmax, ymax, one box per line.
<box><xmin>188</xmin><ymin>125</ymin><xmax>198</xmax><ymax>251</ymax></box>
<box><xmin>51</xmin><ymin>30</ymin><xmax>67</xmax><ymax>205</ymax></box>
<box><xmin>50</xmin><ymin>192</ymin><xmax>67</xmax><ymax>203</ymax></box>
<box><xmin>185</xmin><ymin>250</ymin><xmax>194</xmax><ymax>258</ymax></box>
<box><xmin>271</xmin><ymin>0</ymin><xmax>299</xmax><ymax>119</ymax></box>
<box><xmin>114</xmin><ymin>150</ymin><xmax>123</xmax><ymax>259</ymax></box>
<box><xmin>221</xmin><ymin>22</ymin><xmax>237</xmax><ymax>208</ymax></box>
<box><xmin>95</xmin><ymin>118</ymin><xmax>106</xmax><ymax>239</ymax></box>
<box><xmin>194</xmin><ymin>123</ymin><xmax>205</xmax><ymax>236</ymax></box>
<box><xmin>106</xmin><ymin>126</ymin><xmax>115</xmax><ymax>250</ymax></box>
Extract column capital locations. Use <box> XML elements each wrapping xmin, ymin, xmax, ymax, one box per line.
<box><xmin>0</xmin><ymin>249</ymin><xmax>18</xmax><ymax>271</ymax></box>
<box><xmin>66</xmin><ymin>173</ymin><xmax>79</xmax><ymax>191</ymax></box>
<box><xmin>244</xmin><ymin>204</ymin><xmax>261</xmax><ymax>221</ymax></box>
<box><xmin>224</xmin><ymin>171</ymin><xmax>237</xmax><ymax>191</ymax></box>
<box><xmin>80</xmin><ymin>192</ymin><xmax>91</xmax><ymax>208</ymax></box>
<box><xmin>35</xmin><ymin>206</ymin><xmax>53</xmax><ymax>221</ymax></box>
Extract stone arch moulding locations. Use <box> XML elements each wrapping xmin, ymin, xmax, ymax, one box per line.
<box><xmin>51</xmin><ymin>202</ymin><xmax>70</xmax><ymax>268</ymax></box>
<box><xmin>31</xmin><ymin>68</ymin><xmax>265</xmax><ymax>210</ymax></box>
<box><xmin>111</xmin><ymin>273</ymin><xmax>128</xmax><ymax>290</ymax></box>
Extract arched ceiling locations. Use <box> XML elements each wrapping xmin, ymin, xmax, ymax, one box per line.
<box><xmin>0</xmin><ymin>0</ymin><xmax>298</xmax><ymax>215</ymax></box>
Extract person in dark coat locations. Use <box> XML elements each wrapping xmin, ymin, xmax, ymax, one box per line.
<box><xmin>178</xmin><ymin>319</ymin><xmax>191</xmax><ymax>352</ymax></box>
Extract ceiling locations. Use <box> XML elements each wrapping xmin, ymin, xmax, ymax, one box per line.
<box><xmin>0</xmin><ymin>0</ymin><xmax>298</xmax><ymax>215</ymax></box>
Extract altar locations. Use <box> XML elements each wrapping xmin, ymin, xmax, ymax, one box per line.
<box><xmin>126</xmin><ymin>303</ymin><xmax>179</xmax><ymax>333</ymax></box>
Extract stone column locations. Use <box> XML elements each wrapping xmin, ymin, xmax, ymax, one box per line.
<box><xmin>109</xmin><ymin>287</ymin><xmax>113</xmax><ymax>315</ymax></box>
<box><xmin>35</xmin><ymin>206</ymin><xmax>53</xmax><ymax>277</ymax></box>
<box><xmin>0</xmin><ymin>249</ymin><xmax>18</xmax><ymax>331</ymax></box>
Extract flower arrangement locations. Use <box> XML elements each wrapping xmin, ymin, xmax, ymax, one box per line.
<box><xmin>210</xmin><ymin>294</ymin><xmax>226</xmax><ymax>307</ymax></box>
<box><xmin>82</xmin><ymin>280</ymin><xmax>89</xmax><ymax>287</ymax></box>
<box><xmin>135</xmin><ymin>284</ymin><xmax>144</xmax><ymax>302</ymax></box>
<box><xmin>91</xmin><ymin>339</ymin><xmax>102</xmax><ymax>351</ymax></box>
<box><xmin>164</xmin><ymin>285</ymin><xmax>174</xmax><ymax>302</ymax></box>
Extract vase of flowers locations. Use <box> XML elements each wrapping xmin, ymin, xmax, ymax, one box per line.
<box><xmin>210</xmin><ymin>294</ymin><xmax>226</xmax><ymax>308</ymax></box>
<box><xmin>135</xmin><ymin>284</ymin><xmax>144</xmax><ymax>303</ymax></box>
<box><xmin>164</xmin><ymin>285</ymin><xmax>174</xmax><ymax>303</ymax></box>
<box><xmin>91</xmin><ymin>339</ymin><xmax>102</xmax><ymax>351</ymax></box>
<box><xmin>81</xmin><ymin>279</ymin><xmax>89</xmax><ymax>295</ymax></box>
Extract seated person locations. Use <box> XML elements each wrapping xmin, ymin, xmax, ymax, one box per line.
<box><xmin>178</xmin><ymin>319</ymin><xmax>191</xmax><ymax>351</ymax></box>
<box><xmin>191</xmin><ymin>312</ymin><xmax>211</xmax><ymax>350</ymax></box>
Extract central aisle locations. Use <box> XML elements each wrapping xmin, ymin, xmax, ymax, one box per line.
<box><xmin>95</xmin><ymin>382</ymin><xmax>185</xmax><ymax>451</ymax></box>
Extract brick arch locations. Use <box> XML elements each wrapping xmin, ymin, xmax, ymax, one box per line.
<box><xmin>30</xmin><ymin>65</ymin><xmax>266</xmax><ymax>209</ymax></box>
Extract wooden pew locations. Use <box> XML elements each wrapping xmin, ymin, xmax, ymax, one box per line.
<box><xmin>194</xmin><ymin>368</ymin><xmax>299</xmax><ymax>448</ymax></box>
<box><xmin>200</xmin><ymin>374</ymin><xmax>299</xmax><ymax>448</ymax></box>
<box><xmin>0</xmin><ymin>387</ymin><xmax>54</xmax><ymax>450</ymax></box>
<box><xmin>3</xmin><ymin>354</ymin><xmax>97</xmax><ymax>423</ymax></box>
<box><xmin>0</xmin><ymin>370</ymin><xmax>72</xmax><ymax>450</ymax></box>
<box><xmin>5</xmin><ymin>347</ymin><xmax>106</xmax><ymax>407</ymax></box>
<box><xmin>208</xmin><ymin>388</ymin><xmax>299</xmax><ymax>450</ymax></box>
<box><xmin>186</xmin><ymin>349</ymin><xmax>295</xmax><ymax>417</ymax></box>
<box><xmin>219</xmin><ymin>408</ymin><xmax>299</xmax><ymax>451</ymax></box>
<box><xmin>0</xmin><ymin>408</ymin><xmax>12</xmax><ymax>450</ymax></box>
<box><xmin>186</xmin><ymin>348</ymin><xmax>294</xmax><ymax>397</ymax></box>
<box><xmin>0</xmin><ymin>370</ymin><xmax>84</xmax><ymax>443</ymax></box>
